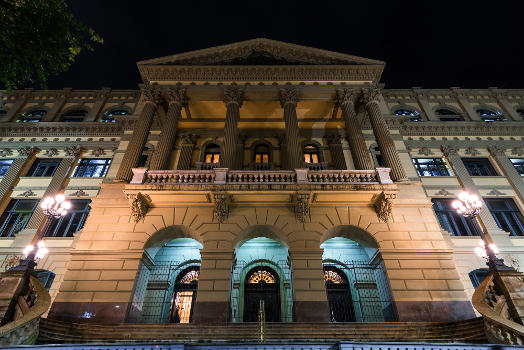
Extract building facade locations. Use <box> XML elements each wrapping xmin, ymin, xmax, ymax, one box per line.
<box><xmin>0</xmin><ymin>39</ymin><xmax>523</xmax><ymax>326</ymax></box>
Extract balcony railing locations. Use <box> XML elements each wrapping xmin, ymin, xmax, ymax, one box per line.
<box><xmin>131</xmin><ymin>168</ymin><xmax>393</xmax><ymax>185</ymax></box>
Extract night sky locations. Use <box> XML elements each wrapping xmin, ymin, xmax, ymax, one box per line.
<box><xmin>44</xmin><ymin>1</ymin><xmax>524</xmax><ymax>90</ymax></box>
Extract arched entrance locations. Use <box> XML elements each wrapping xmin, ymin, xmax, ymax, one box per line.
<box><xmin>323</xmin><ymin>265</ymin><xmax>355</xmax><ymax>322</ymax></box>
<box><xmin>243</xmin><ymin>266</ymin><xmax>281</xmax><ymax>322</ymax></box>
<box><xmin>168</xmin><ymin>266</ymin><xmax>200</xmax><ymax>323</ymax></box>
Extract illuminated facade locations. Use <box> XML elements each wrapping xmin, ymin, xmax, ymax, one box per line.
<box><xmin>0</xmin><ymin>39</ymin><xmax>523</xmax><ymax>333</ymax></box>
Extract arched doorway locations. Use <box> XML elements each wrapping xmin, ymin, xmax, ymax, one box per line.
<box><xmin>168</xmin><ymin>266</ymin><xmax>200</xmax><ymax>323</ymax></box>
<box><xmin>243</xmin><ymin>266</ymin><xmax>281</xmax><ymax>322</ymax></box>
<box><xmin>323</xmin><ymin>265</ymin><xmax>355</xmax><ymax>322</ymax></box>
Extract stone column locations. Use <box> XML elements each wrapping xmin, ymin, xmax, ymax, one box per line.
<box><xmin>289</xmin><ymin>248</ymin><xmax>330</xmax><ymax>322</ymax></box>
<box><xmin>85</xmin><ymin>88</ymin><xmax>111</xmax><ymax>122</ymax></box>
<box><xmin>326</xmin><ymin>134</ymin><xmax>347</xmax><ymax>170</ymax></box>
<box><xmin>26</xmin><ymin>146</ymin><xmax>82</xmax><ymax>230</ymax></box>
<box><xmin>149</xmin><ymin>88</ymin><xmax>187</xmax><ymax>170</ymax></box>
<box><xmin>192</xmin><ymin>249</ymin><xmax>234</xmax><ymax>323</ymax></box>
<box><xmin>176</xmin><ymin>134</ymin><xmax>196</xmax><ymax>170</ymax></box>
<box><xmin>336</xmin><ymin>89</ymin><xmax>374</xmax><ymax>170</ymax></box>
<box><xmin>42</xmin><ymin>88</ymin><xmax>71</xmax><ymax>122</ymax></box>
<box><xmin>361</xmin><ymin>88</ymin><xmax>407</xmax><ymax>181</ymax></box>
<box><xmin>5</xmin><ymin>89</ymin><xmax>33</xmax><ymax>122</ymax></box>
<box><xmin>279</xmin><ymin>87</ymin><xmax>303</xmax><ymax>170</ymax></box>
<box><xmin>441</xmin><ymin>145</ymin><xmax>503</xmax><ymax>234</ymax></box>
<box><xmin>488</xmin><ymin>146</ymin><xmax>524</xmax><ymax>203</ymax></box>
<box><xmin>0</xmin><ymin>147</ymin><xmax>36</xmax><ymax>206</ymax></box>
<box><xmin>115</xmin><ymin>86</ymin><xmax>162</xmax><ymax>182</ymax></box>
<box><xmin>221</xmin><ymin>86</ymin><xmax>244</xmax><ymax>170</ymax></box>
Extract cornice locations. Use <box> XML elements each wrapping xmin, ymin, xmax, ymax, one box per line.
<box><xmin>0</xmin><ymin>122</ymin><xmax>123</xmax><ymax>137</ymax></box>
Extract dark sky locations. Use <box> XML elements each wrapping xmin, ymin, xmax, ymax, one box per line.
<box><xmin>45</xmin><ymin>1</ymin><xmax>524</xmax><ymax>90</ymax></box>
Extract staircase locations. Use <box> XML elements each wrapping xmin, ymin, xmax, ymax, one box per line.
<box><xmin>38</xmin><ymin>317</ymin><xmax>487</xmax><ymax>344</ymax></box>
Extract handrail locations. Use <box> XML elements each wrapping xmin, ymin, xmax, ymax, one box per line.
<box><xmin>471</xmin><ymin>272</ymin><xmax>524</xmax><ymax>345</ymax></box>
<box><xmin>0</xmin><ymin>275</ymin><xmax>51</xmax><ymax>346</ymax></box>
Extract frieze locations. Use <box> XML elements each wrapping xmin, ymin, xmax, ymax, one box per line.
<box><xmin>0</xmin><ymin>122</ymin><xmax>122</xmax><ymax>137</ymax></box>
<box><xmin>44</xmin><ymin>148</ymin><xmax>59</xmax><ymax>157</ymax></box>
<box><xmin>511</xmin><ymin>147</ymin><xmax>524</xmax><ymax>156</ymax></box>
<box><xmin>91</xmin><ymin>147</ymin><xmax>106</xmax><ymax>157</ymax></box>
<box><xmin>64</xmin><ymin>145</ymin><xmax>83</xmax><ymax>157</ymax></box>
<box><xmin>17</xmin><ymin>146</ymin><xmax>36</xmax><ymax>157</ymax></box>
<box><xmin>464</xmin><ymin>147</ymin><xmax>480</xmax><ymax>156</ymax></box>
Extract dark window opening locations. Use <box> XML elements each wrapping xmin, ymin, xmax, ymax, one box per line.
<box><xmin>413</xmin><ymin>158</ymin><xmax>451</xmax><ymax>176</ymax></box>
<box><xmin>510</xmin><ymin>158</ymin><xmax>524</xmax><ymax>176</ymax></box>
<box><xmin>244</xmin><ymin>266</ymin><xmax>281</xmax><ymax>322</ymax></box>
<box><xmin>393</xmin><ymin>108</ymin><xmax>423</xmax><ymax>122</ymax></box>
<box><xmin>484</xmin><ymin>198</ymin><xmax>524</xmax><ymax>236</ymax></box>
<box><xmin>324</xmin><ymin>266</ymin><xmax>355</xmax><ymax>322</ymax></box>
<box><xmin>432</xmin><ymin>198</ymin><xmax>480</xmax><ymax>236</ymax></box>
<box><xmin>0</xmin><ymin>199</ymin><xmax>39</xmax><ymax>237</ymax></box>
<box><xmin>73</xmin><ymin>158</ymin><xmax>111</xmax><ymax>178</ymax></box>
<box><xmin>45</xmin><ymin>199</ymin><xmax>91</xmax><ymax>237</ymax></box>
<box><xmin>372</xmin><ymin>147</ymin><xmax>386</xmax><ymax>167</ymax></box>
<box><xmin>102</xmin><ymin>109</ymin><xmax>129</xmax><ymax>123</ymax></box>
<box><xmin>0</xmin><ymin>159</ymin><xmax>14</xmax><ymax>177</ymax></box>
<box><xmin>516</xmin><ymin>108</ymin><xmax>524</xmax><ymax>119</ymax></box>
<box><xmin>462</xmin><ymin>158</ymin><xmax>498</xmax><ymax>176</ymax></box>
<box><xmin>476</xmin><ymin>108</ymin><xmax>506</xmax><ymax>122</ymax></box>
<box><xmin>28</xmin><ymin>159</ymin><xmax>61</xmax><ymax>177</ymax></box>
<box><xmin>18</xmin><ymin>110</ymin><xmax>46</xmax><ymax>122</ymax></box>
<box><xmin>469</xmin><ymin>269</ymin><xmax>489</xmax><ymax>289</ymax></box>
<box><xmin>61</xmin><ymin>109</ymin><xmax>87</xmax><ymax>122</ymax></box>
<box><xmin>435</xmin><ymin>108</ymin><xmax>463</xmax><ymax>121</ymax></box>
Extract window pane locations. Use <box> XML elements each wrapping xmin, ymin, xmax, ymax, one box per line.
<box><xmin>485</xmin><ymin>198</ymin><xmax>524</xmax><ymax>236</ymax></box>
<box><xmin>432</xmin><ymin>198</ymin><xmax>478</xmax><ymax>236</ymax></box>
<box><xmin>205</xmin><ymin>154</ymin><xmax>212</xmax><ymax>163</ymax></box>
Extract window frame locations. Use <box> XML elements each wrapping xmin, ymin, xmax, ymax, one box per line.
<box><xmin>45</xmin><ymin>199</ymin><xmax>92</xmax><ymax>237</ymax></box>
<box><xmin>203</xmin><ymin>143</ymin><xmax>220</xmax><ymax>164</ymax></box>
<box><xmin>412</xmin><ymin>158</ymin><xmax>451</xmax><ymax>177</ymax></box>
<box><xmin>0</xmin><ymin>199</ymin><xmax>39</xmax><ymax>237</ymax></box>
<box><xmin>101</xmin><ymin>108</ymin><xmax>130</xmax><ymax>123</ymax></box>
<box><xmin>73</xmin><ymin>158</ymin><xmax>112</xmax><ymax>178</ymax></box>
<box><xmin>60</xmin><ymin>108</ymin><xmax>88</xmax><ymax>122</ymax></box>
<box><xmin>462</xmin><ymin>157</ymin><xmax>498</xmax><ymax>176</ymax></box>
<box><xmin>392</xmin><ymin>106</ymin><xmax>423</xmax><ymax>122</ymax></box>
<box><xmin>18</xmin><ymin>109</ymin><xmax>47</xmax><ymax>122</ymax></box>
<box><xmin>434</xmin><ymin>107</ymin><xmax>464</xmax><ymax>121</ymax></box>
<box><xmin>484</xmin><ymin>198</ymin><xmax>524</xmax><ymax>237</ymax></box>
<box><xmin>431</xmin><ymin>198</ymin><xmax>480</xmax><ymax>236</ymax></box>
<box><xmin>27</xmin><ymin>158</ymin><xmax>62</xmax><ymax>177</ymax></box>
<box><xmin>510</xmin><ymin>158</ymin><xmax>524</xmax><ymax>176</ymax></box>
<box><xmin>475</xmin><ymin>106</ymin><xmax>506</xmax><ymax>122</ymax></box>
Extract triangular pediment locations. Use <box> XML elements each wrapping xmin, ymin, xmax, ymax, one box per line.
<box><xmin>138</xmin><ymin>38</ymin><xmax>384</xmax><ymax>66</ymax></box>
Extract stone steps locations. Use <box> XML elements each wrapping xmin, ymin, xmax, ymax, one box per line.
<box><xmin>37</xmin><ymin>317</ymin><xmax>488</xmax><ymax>344</ymax></box>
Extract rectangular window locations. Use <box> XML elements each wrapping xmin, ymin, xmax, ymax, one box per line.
<box><xmin>45</xmin><ymin>199</ymin><xmax>91</xmax><ymax>237</ymax></box>
<box><xmin>412</xmin><ymin>158</ymin><xmax>451</xmax><ymax>176</ymax></box>
<box><xmin>0</xmin><ymin>199</ymin><xmax>39</xmax><ymax>237</ymax></box>
<box><xmin>431</xmin><ymin>198</ymin><xmax>479</xmax><ymax>236</ymax></box>
<box><xmin>462</xmin><ymin>158</ymin><xmax>498</xmax><ymax>176</ymax></box>
<box><xmin>484</xmin><ymin>198</ymin><xmax>524</xmax><ymax>236</ymax></box>
<box><xmin>510</xmin><ymin>158</ymin><xmax>524</xmax><ymax>176</ymax></box>
<box><xmin>73</xmin><ymin>158</ymin><xmax>111</xmax><ymax>178</ymax></box>
<box><xmin>27</xmin><ymin>159</ymin><xmax>61</xmax><ymax>177</ymax></box>
<box><xmin>0</xmin><ymin>159</ymin><xmax>14</xmax><ymax>177</ymax></box>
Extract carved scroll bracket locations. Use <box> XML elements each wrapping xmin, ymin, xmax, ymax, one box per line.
<box><xmin>374</xmin><ymin>191</ymin><xmax>396</xmax><ymax>223</ymax></box>
<box><xmin>294</xmin><ymin>191</ymin><xmax>310</xmax><ymax>223</ymax></box>
<box><xmin>213</xmin><ymin>192</ymin><xmax>229</xmax><ymax>223</ymax></box>
<box><xmin>127</xmin><ymin>192</ymin><xmax>151</xmax><ymax>223</ymax></box>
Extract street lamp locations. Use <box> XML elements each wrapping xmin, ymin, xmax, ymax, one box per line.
<box><xmin>452</xmin><ymin>191</ymin><xmax>512</xmax><ymax>271</ymax></box>
<box><xmin>10</xmin><ymin>194</ymin><xmax>71</xmax><ymax>273</ymax></box>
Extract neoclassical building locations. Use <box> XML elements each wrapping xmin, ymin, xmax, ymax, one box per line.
<box><xmin>0</xmin><ymin>39</ymin><xmax>523</xmax><ymax>336</ymax></box>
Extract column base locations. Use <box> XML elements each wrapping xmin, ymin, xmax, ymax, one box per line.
<box><xmin>294</xmin><ymin>301</ymin><xmax>331</xmax><ymax>322</ymax></box>
<box><xmin>192</xmin><ymin>301</ymin><xmax>230</xmax><ymax>323</ymax></box>
<box><xmin>395</xmin><ymin>300</ymin><xmax>475</xmax><ymax>322</ymax></box>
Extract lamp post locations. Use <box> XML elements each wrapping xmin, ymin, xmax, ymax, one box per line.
<box><xmin>10</xmin><ymin>194</ymin><xmax>71</xmax><ymax>273</ymax></box>
<box><xmin>452</xmin><ymin>192</ymin><xmax>512</xmax><ymax>271</ymax></box>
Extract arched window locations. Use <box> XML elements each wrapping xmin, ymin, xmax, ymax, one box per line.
<box><xmin>60</xmin><ymin>109</ymin><xmax>87</xmax><ymax>122</ymax></box>
<box><xmin>168</xmin><ymin>266</ymin><xmax>200</xmax><ymax>324</ymax></box>
<box><xmin>18</xmin><ymin>110</ymin><xmax>46</xmax><ymax>122</ymax></box>
<box><xmin>101</xmin><ymin>108</ymin><xmax>130</xmax><ymax>123</ymax></box>
<box><xmin>304</xmin><ymin>144</ymin><xmax>320</xmax><ymax>164</ymax></box>
<box><xmin>435</xmin><ymin>107</ymin><xmax>463</xmax><ymax>121</ymax></box>
<box><xmin>203</xmin><ymin>143</ymin><xmax>220</xmax><ymax>164</ymax></box>
<box><xmin>244</xmin><ymin>266</ymin><xmax>281</xmax><ymax>322</ymax></box>
<box><xmin>323</xmin><ymin>266</ymin><xmax>355</xmax><ymax>322</ymax></box>
<box><xmin>516</xmin><ymin>107</ymin><xmax>524</xmax><ymax>120</ymax></box>
<box><xmin>476</xmin><ymin>107</ymin><xmax>505</xmax><ymax>122</ymax></box>
<box><xmin>392</xmin><ymin>106</ymin><xmax>423</xmax><ymax>122</ymax></box>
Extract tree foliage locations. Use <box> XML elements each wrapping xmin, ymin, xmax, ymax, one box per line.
<box><xmin>0</xmin><ymin>0</ymin><xmax>102</xmax><ymax>90</ymax></box>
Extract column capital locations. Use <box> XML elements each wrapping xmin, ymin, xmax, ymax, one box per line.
<box><xmin>142</xmin><ymin>84</ymin><xmax>164</xmax><ymax>105</ymax></box>
<box><xmin>16</xmin><ymin>146</ymin><xmax>36</xmax><ymax>157</ymax></box>
<box><xmin>335</xmin><ymin>88</ymin><xmax>358</xmax><ymax>106</ymax></box>
<box><xmin>326</xmin><ymin>133</ymin><xmax>343</xmax><ymax>145</ymax></box>
<box><xmin>359</xmin><ymin>87</ymin><xmax>381</xmax><ymax>105</ymax></box>
<box><xmin>488</xmin><ymin>145</ymin><xmax>507</xmax><ymax>157</ymax></box>
<box><xmin>223</xmin><ymin>85</ymin><xmax>244</xmax><ymax>107</ymax></box>
<box><xmin>165</xmin><ymin>87</ymin><xmax>188</xmax><ymax>107</ymax></box>
<box><xmin>64</xmin><ymin>145</ymin><xmax>83</xmax><ymax>158</ymax></box>
<box><xmin>279</xmin><ymin>87</ymin><xmax>299</xmax><ymax>107</ymax></box>
<box><xmin>441</xmin><ymin>145</ymin><xmax>459</xmax><ymax>156</ymax></box>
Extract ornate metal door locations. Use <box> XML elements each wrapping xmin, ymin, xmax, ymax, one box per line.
<box><xmin>324</xmin><ymin>266</ymin><xmax>355</xmax><ymax>322</ymax></box>
<box><xmin>244</xmin><ymin>266</ymin><xmax>281</xmax><ymax>322</ymax></box>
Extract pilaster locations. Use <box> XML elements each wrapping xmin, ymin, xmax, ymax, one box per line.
<box><xmin>488</xmin><ymin>146</ymin><xmax>524</xmax><ymax>203</ymax></box>
<box><xmin>412</xmin><ymin>88</ymin><xmax>438</xmax><ymax>121</ymax></box>
<box><xmin>5</xmin><ymin>89</ymin><xmax>33</xmax><ymax>122</ymax></box>
<box><xmin>0</xmin><ymin>147</ymin><xmax>36</xmax><ymax>209</ymax></box>
<box><xmin>85</xmin><ymin>88</ymin><xmax>111</xmax><ymax>122</ymax></box>
<box><xmin>450</xmin><ymin>88</ymin><xmax>481</xmax><ymax>121</ymax></box>
<box><xmin>489</xmin><ymin>88</ymin><xmax>521</xmax><ymax>121</ymax></box>
<box><xmin>42</xmin><ymin>88</ymin><xmax>71</xmax><ymax>122</ymax></box>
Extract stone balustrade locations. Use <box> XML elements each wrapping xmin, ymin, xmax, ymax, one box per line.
<box><xmin>131</xmin><ymin>167</ymin><xmax>393</xmax><ymax>185</ymax></box>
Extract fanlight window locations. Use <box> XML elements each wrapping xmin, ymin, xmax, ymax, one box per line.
<box><xmin>304</xmin><ymin>145</ymin><xmax>319</xmax><ymax>164</ymax></box>
<box><xmin>324</xmin><ymin>269</ymin><xmax>345</xmax><ymax>284</ymax></box>
<box><xmin>248</xmin><ymin>270</ymin><xmax>276</xmax><ymax>284</ymax></box>
<box><xmin>18</xmin><ymin>110</ymin><xmax>46</xmax><ymax>122</ymax></box>
<box><xmin>254</xmin><ymin>144</ymin><xmax>270</xmax><ymax>163</ymax></box>
<box><xmin>435</xmin><ymin>108</ymin><xmax>463</xmax><ymax>121</ymax></box>
<box><xmin>61</xmin><ymin>109</ymin><xmax>87</xmax><ymax>122</ymax></box>
<box><xmin>476</xmin><ymin>107</ymin><xmax>505</xmax><ymax>122</ymax></box>
<box><xmin>204</xmin><ymin>144</ymin><xmax>220</xmax><ymax>164</ymax></box>
<box><xmin>179</xmin><ymin>269</ymin><xmax>199</xmax><ymax>284</ymax></box>
<box><xmin>393</xmin><ymin>107</ymin><xmax>423</xmax><ymax>122</ymax></box>
<box><xmin>101</xmin><ymin>109</ymin><xmax>129</xmax><ymax>122</ymax></box>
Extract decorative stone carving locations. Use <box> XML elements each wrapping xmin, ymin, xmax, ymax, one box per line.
<box><xmin>279</xmin><ymin>87</ymin><xmax>299</xmax><ymax>107</ymax></box>
<box><xmin>71</xmin><ymin>189</ymin><xmax>88</xmax><ymax>197</ymax></box>
<box><xmin>213</xmin><ymin>192</ymin><xmax>229</xmax><ymax>223</ymax></box>
<box><xmin>359</xmin><ymin>87</ymin><xmax>380</xmax><ymax>105</ymax></box>
<box><xmin>91</xmin><ymin>148</ymin><xmax>106</xmax><ymax>157</ymax></box>
<box><xmin>486</xmin><ymin>189</ymin><xmax>506</xmax><ymax>196</ymax></box>
<box><xmin>374</xmin><ymin>191</ymin><xmax>395</xmax><ymax>223</ymax></box>
<box><xmin>223</xmin><ymin>85</ymin><xmax>244</xmax><ymax>107</ymax></box>
<box><xmin>129</xmin><ymin>192</ymin><xmax>151</xmax><ymax>223</ymax></box>
<box><xmin>488</xmin><ymin>145</ymin><xmax>506</xmax><ymax>157</ymax></box>
<box><xmin>441</xmin><ymin>145</ymin><xmax>459</xmax><ymax>156</ymax></box>
<box><xmin>142</xmin><ymin>84</ymin><xmax>164</xmax><ymax>105</ymax></box>
<box><xmin>434</xmin><ymin>188</ymin><xmax>453</xmax><ymax>196</ymax></box>
<box><xmin>326</xmin><ymin>133</ymin><xmax>343</xmax><ymax>145</ymax></box>
<box><xmin>335</xmin><ymin>89</ymin><xmax>358</xmax><ymax>106</ymax></box>
<box><xmin>0</xmin><ymin>148</ymin><xmax>13</xmax><ymax>157</ymax></box>
<box><xmin>17</xmin><ymin>146</ymin><xmax>35</xmax><ymax>157</ymax></box>
<box><xmin>64</xmin><ymin>145</ymin><xmax>82</xmax><ymax>157</ymax></box>
<box><xmin>464</xmin><ymin>147</ymin><xmax>480</xmax><ymax>156</ymax></box>
<box><xmin>165</xmin><ymin>87</ymin><xmax>188</xmax><ymax>106</ymax></box>
<box><xmin>511</xmin><ymin>147</ymin><xmax>524</xmax><ymax>156</ymax></box>
<box><xmin>44</xmin><ymin>148</ymin><xmax>59</xmax><ymax>157</ymax></box>
<box><xmin>20</xmin><ymin>189</ymin><xmax>36</xmax><ymax>197</ymax></box>
<box><xmin>418</xmin><ymin>147</ymin><xmax>433</xmax><ymax>156</ymax></box>
<box><xmin>294</xmin><ymin>192</ymin><xmax>310</xmax><ymax>223</ymax></box>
